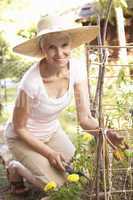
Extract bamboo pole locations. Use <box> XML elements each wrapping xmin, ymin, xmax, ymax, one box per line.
<box><xmin>96</xmin><ymin>129</ymin><xmax>103</xmax><ymax>200</ymax></box>
<box><xmin>95</xmin><ymin>1</ymin><xmax>113</xmax><ymax>200</ymax></box>
<box><xmin>85</xmin><ymin>44</ymin><xmax>93</xmax><ymax>114</ymax></box>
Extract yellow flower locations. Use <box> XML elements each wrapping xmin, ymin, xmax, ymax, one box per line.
<box><xmin>44</xmin><ymin>181</ymin><xmax>57</xmax><ymax>192</ymax></box>
<box><xmin>67</xmin><ymin>174</ymin><xmax>79</xmax><ymax>183</ymax></box>
<box><xmin>82</xmin><ymin>133</ymin><xmax>93</xmax><ymax>142</ymax></box>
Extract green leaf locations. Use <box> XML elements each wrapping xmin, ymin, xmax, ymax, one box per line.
<box><xmin>124</xmin><ymin>150</ymin><xmax>133</xmax><ymax>158</ymax></box>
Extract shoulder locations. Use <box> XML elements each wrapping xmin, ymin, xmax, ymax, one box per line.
<box><xmin>18</xmin><ymin>62</ymin><xmax>40</xmax><ymax>98</ymax></box>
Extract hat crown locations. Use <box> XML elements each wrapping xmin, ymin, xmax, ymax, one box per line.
<box><xmin>37</xmin><ymin>15</ymin><xmax>76</xmax><ymax>35</ymax></box>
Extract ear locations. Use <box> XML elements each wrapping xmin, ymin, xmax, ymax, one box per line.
<box><xmin>41</xmin><ymin>47</ymin><xmax>46</xmax><ymax>54</ymax></box>
<box><xmin>39</xmin><ymin>47</ymin><xmax>46</xmax><ymax>59</ymax></box>
<box><xmin>40</xmin><ymin>45</ymin><xmax>47</xmax><ymax>58</ymax></box>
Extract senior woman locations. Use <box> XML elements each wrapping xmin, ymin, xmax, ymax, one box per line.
<box><xmin>4</xmin><ymin>14</ymin><xmax>124</xmax><ymax>193</ymax></box>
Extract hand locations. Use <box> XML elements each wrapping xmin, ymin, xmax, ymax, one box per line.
<box><xmin>47</xmin><ymin>150</ymin><xmax>66</xmax><ymax>172</ymax></box>
<box><xmin>106</xmin><ymin>129</ymin><xmax>129</xmax><ymax>150</ymax></box>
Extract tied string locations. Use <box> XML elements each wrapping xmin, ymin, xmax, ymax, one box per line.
<box><xmin>101</xmin><ymin>128</ymin><xmax>118</xmax><ymax>150</ymax></box>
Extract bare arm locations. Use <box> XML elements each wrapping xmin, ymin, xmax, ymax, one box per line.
<box><xmin>74</xmin><ymin>79</ymin><xmax>99</xmax><ymax>137</ymax></box>
<box><xmin>12</xmin><ymin>90</ymin><xmax>65</xmax><ymax>171</ymax></box>
<box><xmin>74</xmin><ymin>80</ymin><xmax>126</xmax><ymax>148</ymax></box>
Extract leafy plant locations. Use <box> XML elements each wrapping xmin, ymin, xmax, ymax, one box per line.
<box><xmin>73</xmin><ymin>133</ymin><xmax>97</xmax><ymax>179</ymax></box>
<box><xmin>49</xmin><ymin>182</ymin><xmax>83</xmax><ymax>200</ymax></box>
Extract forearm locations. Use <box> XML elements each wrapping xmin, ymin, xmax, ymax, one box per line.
<box><xmin>79</xmin><ymin>116</ymin><xmax>99</xmax><ymax>137</ymax></box>
<box><xmin>14</xmin><ymin>127</ymin><xmax>53</xmax><ymax>158</ymax></box>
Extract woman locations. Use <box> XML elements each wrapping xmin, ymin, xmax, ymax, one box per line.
<box><xmin>4</xmin><ymin>14</ymin><xmax>124</xmax><ymax>193</ymax></box>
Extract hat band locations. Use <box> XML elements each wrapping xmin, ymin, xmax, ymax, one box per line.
<box><xmin>37</xmin><ymin>27</ymin><xmax>63</xmax><ymax>36</ymax></box>
<box><xmin>37</xmin><ymin>24</ymin><xmax>81</xmax><ymax>36</ymax></box>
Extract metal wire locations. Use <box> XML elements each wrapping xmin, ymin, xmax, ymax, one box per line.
<box><xmin>88</xmin><ymin>75</ymin><xmax>133</xmax><ymax>79</ymax></box>
<box><xmin>87</xmin><ymin>45</ymin><xmax>133</xmax><ymax>49</ymax></box>
<box><xmin>89</xmin><ymin>63</ymin><xmax>133</xmax><ymax>67</ymax></box>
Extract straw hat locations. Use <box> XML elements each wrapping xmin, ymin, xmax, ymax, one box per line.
<box><xmin>13</xmin><ymin>14</ymin><xmax>99</xmax><ymax>58</ymax></box>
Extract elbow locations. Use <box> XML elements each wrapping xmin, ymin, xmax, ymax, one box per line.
<box><xmin>78</xmin><ymin>116</ymin><xmax>88</xmax><ymax>129</ymax></box>
<box><xmin>12</xmin><ymin>123</ymin><xmax>26</xmax><ymax>138</ymax></box>
<box><xmin>79</xmin><ymin>115</ymin><xmax>99</xmax><ymax>130</ymax></box>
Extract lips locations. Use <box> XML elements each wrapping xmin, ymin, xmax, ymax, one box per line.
<box><xmin>54</xmin><ymin>58</ymin><xmax>68</xmax><ymax>64</ymax></box>
<box><xmin>55</xmin><ymin>58</ymin><xmax>66</xmax><ymax>61</ymax></box>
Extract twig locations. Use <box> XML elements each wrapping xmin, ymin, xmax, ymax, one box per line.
<box><xmin>96</xmin><ymin>131</ymin><xmax>103</xmax><ymax>200</ymax></box>
<box><xmin>102</xmin><ymin>0</ymin><xmax>113</xmax><ymax>44</ymax></box>
<box><xmin>103</xmin><ymin>133</ymin><xmax>108</xmax><ymax>200</ymax></box>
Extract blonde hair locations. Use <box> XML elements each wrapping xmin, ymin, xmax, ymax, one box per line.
<box><xmin>39</xmin><ymin>32</ymin><xmax>71</xmax><ymax>51</ymax></box>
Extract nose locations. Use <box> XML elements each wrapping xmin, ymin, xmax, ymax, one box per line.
<box><xmin>56</xmin><ymin>47</ymin><xmax>63</xmax><ymax>58</ymax></box>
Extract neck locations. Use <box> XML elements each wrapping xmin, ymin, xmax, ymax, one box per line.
<box><xmin>40</xmin><ymin>58</ymin><xmax>69</xmax><ymax>78</ymax></box>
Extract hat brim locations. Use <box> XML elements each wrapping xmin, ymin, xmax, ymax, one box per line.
<box><xmin>13</xmin><ymin>26</ymin><xmax>99</xmax><ymax>58</ymax></box>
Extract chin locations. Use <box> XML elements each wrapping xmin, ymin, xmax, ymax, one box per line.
<box><xmin>55</xmin><ymin>59</ymin><xmax>69</xmax><ymax>67</ymax></box>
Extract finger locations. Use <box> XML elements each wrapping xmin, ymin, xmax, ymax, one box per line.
<box><xmin>56</xmin><ymin>155</ymin><xmax>65</xmax><ymax>171</ymax></box>
<box><xmin>118</xmin><ymin>136</ymin><xmax>124</xmax><ymax>142</ymax></box>
<box><xmin>124</xmin><ymin>141</ymin><xmax>129</xmax><ymax>149</ymax></box>
<box><xmin>60</xmin><ymin>153</ymin><xmax>66</xmax><ymax>162</ymax></box>
<box><xmin>49</xmin><ymin>159</ymin><xmax>57</xmax><ymax>167</ymax></box>
<box><xmin>60</xmin><ymin>154</ymin><xmax>70</xmax><ymax>168</ymax></box>
<box><xmin>115</xmin><ymin>133</ymin><xmax>123</xmax><ymax>139</ymax></box>
<box><xmin>119</xmin><ymin>141</ymin><xmax>129</xmax><ymax>150</ymax></box>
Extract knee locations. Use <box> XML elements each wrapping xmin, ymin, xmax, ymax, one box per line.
<box><xmin>8</xmin><ymin>160</ymin><xmax>22</xmax><ymax>172</ymax></box>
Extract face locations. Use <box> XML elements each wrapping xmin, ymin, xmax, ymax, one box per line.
<box><xmin>40</xmin><ymin>33</ymin><xmax>71</xmax><ymax>67</ymax></box>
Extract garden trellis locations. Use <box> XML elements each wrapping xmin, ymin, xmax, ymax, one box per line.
<box><xmin>75</xmin><ymin>0</ymin><xmax>133</xmax><ymax>199</ymax></box>
<box><xmin>81</xmin><ymin>43</ymin><xmax>133</xmax><ymax>200</ymax></box>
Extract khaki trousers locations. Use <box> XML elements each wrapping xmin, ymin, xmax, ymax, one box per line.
<box><xmin>5</xmin><ymin>124</ymin><xmax>75</xmax><ymax>187</ymax></box>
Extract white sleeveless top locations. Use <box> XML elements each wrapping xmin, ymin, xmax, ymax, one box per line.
<box><xmin>6</xmin><ymin>58</ymin><xmax>87</xmax><ymax>140</ymax></box>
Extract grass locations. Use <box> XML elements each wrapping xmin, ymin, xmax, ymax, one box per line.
<box><xmin>1</xmin><ymin>87</ymin><xmax>17</xmax><ymax>103</ymax></box>
<box><xmin>0</xmin><ymin>87</ymin><xmax>16</xmax><ymax>124</ymax></box>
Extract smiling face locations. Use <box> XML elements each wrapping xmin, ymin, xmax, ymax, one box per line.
<box><xmin>40</xmin><ymin>32</ymin><xmax>72</xmax><ymax>67</ymax></box>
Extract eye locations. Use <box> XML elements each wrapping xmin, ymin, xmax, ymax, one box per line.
<box><xmin>48</xmin><ymin>45</ymin><xmax>56</xmax><ymax>50</ymax></box>
<box><xmin>62</xmin><ymin>43</ymin><xmax>69</xmax><ymax>48</ymax></box>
